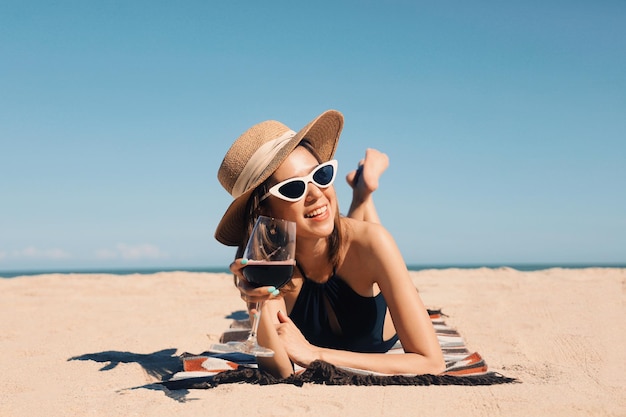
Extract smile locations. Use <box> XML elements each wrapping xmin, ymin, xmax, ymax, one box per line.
<box><xmin>304</xmin><ymin>205</ymin><xmax>328</xmax><ymax>219</ymax></box>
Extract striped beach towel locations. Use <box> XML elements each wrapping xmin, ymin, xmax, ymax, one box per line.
<box><xmin>161</xmin><ymin>310</ymin><xmax>517</xmax><ymax>389</ymax></box>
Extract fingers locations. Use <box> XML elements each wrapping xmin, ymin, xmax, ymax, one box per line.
<box><xmin>237</xmin><ymin>279</ymin><xmax>281</xmax><ymax>304</ymax></box>
<box><xmin>238</xmin><ymin>284</ymin><xmax>280</xmax><ymax>303</ymax></box>
<box><xmin>231</xmin><ymin>258</ymin><xmax>282</xmax><ymax>304</ymax></box>
<box><xmin>277</xmin><ymin>309</ymin><xmax>291</xmax><ymax>323</ymax></box>
<box><xmin>229</xmin><ymin>258</ymin><xmax>248</xmax><ymax>275</ymax></box>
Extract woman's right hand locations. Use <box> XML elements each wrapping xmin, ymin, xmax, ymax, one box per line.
<box><xmin>230</xmin><ymin>258</ymin><xmax>281</xmax><ymax>306</ymax></box>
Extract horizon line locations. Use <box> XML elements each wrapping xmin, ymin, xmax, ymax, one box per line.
<box><xmin>2</xmin><ymin>262</ymin><xmax>626</xmax><ymax>278</ymax></box>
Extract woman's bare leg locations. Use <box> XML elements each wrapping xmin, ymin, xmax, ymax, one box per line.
<box><xmin>345</xmin><ymin>148</ymin><xmax>389</xmax><ymax>224</ymax></box>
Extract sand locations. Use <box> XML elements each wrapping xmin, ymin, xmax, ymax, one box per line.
<box><xmin>0</xmin><ymin>268</ymin><xmax>624</xmax><ymax>417</ymax></box>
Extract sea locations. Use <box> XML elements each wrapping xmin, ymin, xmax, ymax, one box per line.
<box><xmin>1</xmin><ymin>263</ymin><xmax>624</xmax><ymax>278</ymax></box>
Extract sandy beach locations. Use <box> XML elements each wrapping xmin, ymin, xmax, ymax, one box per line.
<box><xmin>1</xmin><ymin>267</ymin><xmax>624</xmax><ymax>417</ymax></box>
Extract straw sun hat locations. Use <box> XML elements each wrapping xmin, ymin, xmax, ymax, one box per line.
<box><xmin>215</xmin><ymin>109</ymin><xmax>344</xmax><ymax>246</ymax></box>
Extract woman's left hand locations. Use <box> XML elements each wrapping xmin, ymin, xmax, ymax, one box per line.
<box><xmin>275</xmin><ymin>310</ymin><xmax>320</xmax><ymax>368</ymax></box>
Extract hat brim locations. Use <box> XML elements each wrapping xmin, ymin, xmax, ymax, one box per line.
<box><xmin>215</xmin><ymin>109</ymin><xmax>344</xmax><ymax>246</ymax></box>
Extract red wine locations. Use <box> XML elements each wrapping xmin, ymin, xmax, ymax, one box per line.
<box><xmin>243</xmin><ymin>260</ymin><xmax>295</xmax><ymax>289</ymax></box>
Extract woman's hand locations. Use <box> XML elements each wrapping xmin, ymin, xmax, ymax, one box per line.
<box><xmin>230</xmin><ymin>258</ymin><xmax>281</xmax><ymax>307</ymax></box>
<box><xmin>275</xmin><ymin>310</ymin><xmax>320</xmax><ymax>368</ymax></box>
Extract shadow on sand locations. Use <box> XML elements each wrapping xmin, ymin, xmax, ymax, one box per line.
<box><xmin>68</xmin><ymin>311</ymin><xmax>251</xmax><ymax>401</ymax></box>
<box><xmin>68</xmin><ymin>348</ymin><xmax>194</xmax><ymax>402</ymax></box>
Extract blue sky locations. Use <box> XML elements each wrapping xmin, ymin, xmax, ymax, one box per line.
<box><xmin>1</xmin><ymin>1</ymin><xmax>624</xmax><ymax>272</ymax></box>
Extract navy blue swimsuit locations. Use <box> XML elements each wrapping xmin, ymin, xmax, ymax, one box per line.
<box><xmin>289</xmin><ymin>272</ymin><xmax>399</xmax><ymax>353</ymax></box>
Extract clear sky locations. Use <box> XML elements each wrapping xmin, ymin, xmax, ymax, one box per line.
<box><xmin>1</xmin><ymin>1</ymin><xmax>624</xmax><ymax>272</ymax></box>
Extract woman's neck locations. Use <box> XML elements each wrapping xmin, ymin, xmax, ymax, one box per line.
<box><xmin>295</xmin><ymin>237</ymin><xmax>333</xmax><ymax>283</ymax></box>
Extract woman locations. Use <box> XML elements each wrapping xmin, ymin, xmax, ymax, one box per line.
<box><xmin>215</xmin><ymin>110</ymin><xmax>444</xmax><ymax>378</ymax></box>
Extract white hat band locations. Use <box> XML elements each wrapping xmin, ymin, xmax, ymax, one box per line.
<box><xmin>231</xmin><ymin>129</ymin><xmax>297</xmax><ymax>198</ymax></box>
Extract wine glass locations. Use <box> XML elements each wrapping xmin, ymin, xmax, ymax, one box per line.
<box><xmin>210</xmin><ymin>215</ymin><xmax>296</xmax><ymax>357</ymax></box>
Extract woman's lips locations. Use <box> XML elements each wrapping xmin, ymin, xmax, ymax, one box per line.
<box><xmin>304</xmin><ymin>205</ymin><xmax>328</xmax><ymax>219</ymax></box>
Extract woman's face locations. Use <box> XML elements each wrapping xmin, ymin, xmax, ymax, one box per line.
<box><xmin>263</xmin><ymin>146</ymin><xmax>337</xmax><ymax>240</ymax></box>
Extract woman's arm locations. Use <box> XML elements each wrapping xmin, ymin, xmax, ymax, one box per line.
<box><xmin>275</xmin><ymin>222</ymin><xmax>445</xmax><ymax>376</ymax></box>
<box><xmin>367</xmin><ymin>223</ymin><xmax>445</xmax><ymax>373</ymax></box>
<box><xmin>228</xmin><ymin>259</ymin><xmax>296</xmax><ymax>378</ymax></box>
<box><xmin>275</xmin><ymin>310</ymin><xmax>444</xmax><ymax>375</ymax></box>
<box><xmin>230</xmin><ymin>225</ymin><xmax>444</xmax><ymax>376</ymax></box>
<box><xmin>255</xmin><ymin>298</ymin><xmax>295</xmax><ymax>378</ymax></box>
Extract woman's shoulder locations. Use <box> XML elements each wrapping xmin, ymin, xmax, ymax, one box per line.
<box><xmin>337</xmin><ymin>218</ymin><xmax>399</xmax><ymax>288</ymax></box>
<box><xmin>340</xmin><ymin>217</ymin><xmax>393</xmax><ymax>250</ymax></box>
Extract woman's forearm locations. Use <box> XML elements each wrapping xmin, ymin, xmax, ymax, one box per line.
<box><xmin>255</xmin><ymin>300</ymin><xmax>294</xmax><ymax>378</ymax></box>
<box><xmin>315</xmin><ymin>348</ymin><xmax>445</xmax><ymax>376</ymax></box>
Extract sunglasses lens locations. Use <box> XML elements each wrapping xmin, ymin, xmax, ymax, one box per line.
<box><xmin>313</xmin><ymin>164</ymin><xmax>335</xmax><ymax>186</ymax></box>
<box><xmin>278</xmin><ymin>181</ymin><xmax>306</xmax><ymax>200</ymax></box>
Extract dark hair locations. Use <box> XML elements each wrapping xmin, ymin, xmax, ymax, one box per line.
<box><xmin>298</xmin><ymin>140</ymin><xmax>343</xmax><ymax>270</ymax></box>
<box><xmin>235</xmin><ymin>139</ymin><xmax>343</xmax><ymax>275</ymax></box>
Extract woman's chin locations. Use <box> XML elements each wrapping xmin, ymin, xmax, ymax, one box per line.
<box><xmin>299</xmin><ymin>217</ymin><xmax>334</xmax><ymax>238</ymax></box>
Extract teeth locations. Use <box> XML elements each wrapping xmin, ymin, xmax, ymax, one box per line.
<box><xmin>305</xmin><ymin>205</ymin><xmax>327</xmax><ymax>218</ymax></box>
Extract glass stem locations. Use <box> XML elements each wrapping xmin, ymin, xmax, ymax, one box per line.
<box><xmin>247</xmin><ymin>301</ymin><xmax>264</xmax><ymax>343</ymax></box>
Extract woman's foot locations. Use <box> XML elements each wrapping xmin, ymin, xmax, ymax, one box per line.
<box><xmin>345</xmin><ymin>149</ymin><xmax>388</xmax><ymax>224</ymax></box>
<box><xmin>346</xmin><ymin>148</ymin><xmax>389</xmax><ymax>197</ymax></box>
